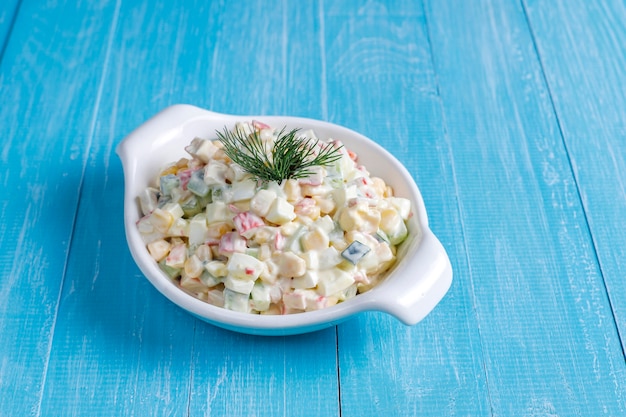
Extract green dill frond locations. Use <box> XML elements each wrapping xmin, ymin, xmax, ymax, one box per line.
<box><xmin>216</xmin><ymin>125</ymin><xmax>343</xmax><ymax>183</ymax></box>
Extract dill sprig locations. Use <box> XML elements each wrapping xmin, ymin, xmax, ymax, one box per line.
<box><xmin>216</xmin><ymin>125</ymin><xmax>343</xmax><ymax>183</ymax></box>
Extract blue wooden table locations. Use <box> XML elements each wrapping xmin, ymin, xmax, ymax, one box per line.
<box><xmin>2</xmin><ymin>0</ymin><xmax>626</xmax><ymax>415</ymax></box>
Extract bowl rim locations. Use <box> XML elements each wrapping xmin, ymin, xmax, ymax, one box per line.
<box><xmin>117</xmin><ymin>104</ymin><xmax>452</xmax><ymax>335</ymax></box>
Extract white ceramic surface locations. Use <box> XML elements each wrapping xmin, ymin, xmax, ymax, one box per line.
<box><xmin>116</xmin><ymin>104</ymin><xmax>452</xmax><ymax>335</ymax></box>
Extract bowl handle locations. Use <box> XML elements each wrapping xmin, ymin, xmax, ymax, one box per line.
<box><xmin>372</xmin><ymin>229</ymin><xmax>453</xmax><ymax>325</ymax></box>
<box><xmin>115</xmin><ymin>104</ymin><xmax>225</xmax><ymax>161</ymax></box>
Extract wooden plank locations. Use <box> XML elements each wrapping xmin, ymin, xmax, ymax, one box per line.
<box><xmin>32</xmin><ymin>0</ymin><xmax>198</xmax><ymax>414</ymax></box>
<box><xmin>323</xmin><ymin>1</ymin><xmax>490</xmax><ymax>415</ymax></box>
<box><xmin>37</xmin><ymin>0</ymin><xmax>339</xmax><ymax>416</ymax></box>
<box><xmin>523</xmin><ymin>0</ymin><xmax>626</xmax><ymax>351</ymax></box>
<box><xmin>41</xmin><ymin>145</ymin><xmax>197</xmax><ymax>415</ymax></box>
<box><xmin>189</xmin><ymin>329</ymin><xmax>338</xmax><ymax>416</ymax></box>
<box><xmin>0</xmin><ymin>0</ymin><xmax>122</xmax><ymax>415</ymax></box>
<box><xmin>33</xmin><ymin>0</ymin><xmax>215</xmax><ymax>413</ymax></box>
<box><xmin>424</xmin><ymin>0</ymin><xmax>626</xmax><ymax>414</ymax></box>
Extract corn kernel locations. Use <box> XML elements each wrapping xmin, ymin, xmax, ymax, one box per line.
<box><xmin>339</xmin><ymin>203</ymin><xmax>380</xmax><ymax>233</ymax></box>
<box><xmin>300</xmin><ymin>227</ymin><xmax>329</xmax><ymax>252</ymax></box>
<box><xmin>370</xmin><ymin>177</ymin><xmax>386</xmax><ymax>197</ymax></box>
<box><xmin>194</xmin><ymin>244</ymin><xmax>213</xmax><ymax>262</ymax></box>
<box><xmin>149</xmin><ymin>208</ymin><xmax>173</xmax><ymax>233</ymax></box>
<box><xmin>283</xmin><ymin>179</ymin><xmax>301</xmax><ymax>202</ymax></box>
<box><xmin>380</xmin><ymin>208</ymin><xmax>402</xmax><ymax>233</ymax></box>
<box><xmin>313</xmin><ymin>196</ymin><xmax>336</xmax><ymax>215</ymax></box>
<box><xmin>184</xmin><ymin>254</ymin><xmax>204</xmax><ymax>278</ymax></box>
<box><xmin>147</xmin><ymin>239</ymin><xmax>171</xmax><ymax>262</ymax></box>
<box><xmin>207</xmin><ymin>222</ymin><xmax>233</xmax><ymax>239</ymax></box>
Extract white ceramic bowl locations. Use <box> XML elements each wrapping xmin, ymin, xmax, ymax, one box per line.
<box><xmin>117</xmin><ymin>105</ymin><xmax>452</xmax><ymax>335</ymax></box>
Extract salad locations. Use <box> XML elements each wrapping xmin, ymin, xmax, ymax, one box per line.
<box><xmin>136</xmin><ymin>121</ymin><xmax>412</xmax><ymax>314</ymax></box>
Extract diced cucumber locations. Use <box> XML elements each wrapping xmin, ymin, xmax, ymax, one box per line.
<box><xmin>156</xmin><ymin>195</ymin><xmax>172</xmax><ymax>209</ymax></box>
<box><xmin>159</xmin><ymin>174</ymin><xmax>180</xmax><ymax>197</ymax></box>
<box><xmin>387</xmin><ymin>220</ymin><xmax>408</xmax><ymax>245</ymax></box>
<box><xmin>199</xmin><ymin>270</ymin><xmax>222</xmax><ymax>287</ymax></box>
<box><xmin>187</xmin><ymin>169</ymin><xmax>210</xmax><ymax>197</ymax></box>
<box><xmin>338</xmin><ymin>283</ymin><xmax>358</xmax><ymax>301</ymax></box>
<box><xmin>223</xmin><ymin>289</ymin><xmax>251</xmax><ymax>313</ymax></box>
<box><xmin>181</xmin><ymin>195</ymin><xmax>201</xmax><ymax>218</ymax></box>
<box><xmin>251</xmin><ymin>282</ymin><xmax>271</xmax><ymax>311</ymax></box>
<box><xmin>208</xmin><ymin>185</ymin><xmax>231</xmax><ymax>202</ymax></box>
<box><xmin>158</xmin><ymin>259</ymin><xmax>181</xmax><ymax>280</ymax></box>
<box><xmin>341</xmin><ymin>240</ymin><xmax>371</xmax><ymax>265</ymax></box>
<box><xmin>374</xmin><ymin>229</ymin><xmax>390</xmax><ymax>244</ymax></box>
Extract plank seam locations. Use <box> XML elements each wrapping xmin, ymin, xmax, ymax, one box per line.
<box><xmin>186</xmin><ymin>321</ymin><xmax>197</xmax><ymax>417</ymax></box>
<box><xmin>520</xmin><ymin>0</ymin><xmax>626</xmax><ymax>362</ymax></box>
<box><xmin>319</xmin><ymin>0</ymin><xmax>328</xmax><ymax>121</ymax></box>
<box><xmin>335</xmin><ymin>325</ymin><xmax>342</xmax><ymax>417</ymax></box>
<box><xmin>0</xmin><ymin>0</ymin><xmax>23</xmax><ymax>66</ymax></box>
<box><xmin>321</xmin><ymin>0</ymin><xmax>337</xmax><ymax>414</ymax></box>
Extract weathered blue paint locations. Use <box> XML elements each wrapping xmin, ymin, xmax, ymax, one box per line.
<box><xmin>1</xmin><ymin>0</ymin><xmax>625</xmax><ymax>415</ymax></box>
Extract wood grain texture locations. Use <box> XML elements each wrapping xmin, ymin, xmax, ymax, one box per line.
<box><xmin>323</xmin><ymin>1</ymin><xmax>490</xmax><ymax>415</ymax></box>
<box><xmin>186</xmin><ymin>2</ymin><xmax>339</xmax><ymax>416</ymax></box>
<box><xmin>37</xmin><ymin>1</ymin><xmax>202</xmax><ymax>411</ymax></box>
<box><xmin>425</xmin><ymin>0</ymin><xmax>626</xmax><ymax>414</ymax></box>
<box><xmin>523</xmin><ymin>0</ymin><xmax>626</xmax><ymax>353</ymax></box>
<box><xmin>37</xmin><ymin>0</ymin><xmax>339</xmax><ymax>416</ymax></box>
<box><xmin>2</xmin><ymin>0</ymin><xmax>626</xmax><ymax>415</ymax></box>
<box><xmin>0</xmin><ymin>0</ymin><xmax>122</xmax><ymax>415</ymax></box>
